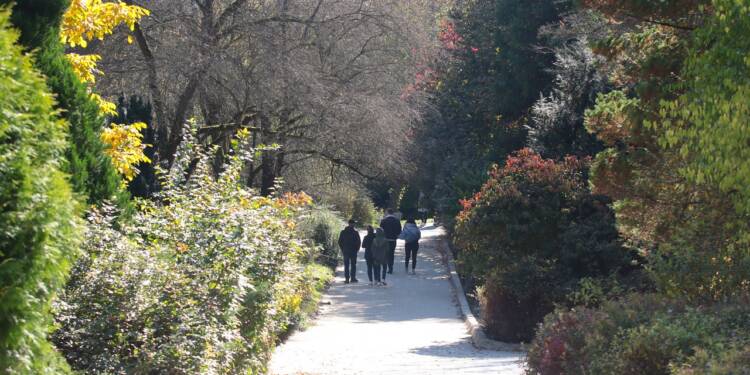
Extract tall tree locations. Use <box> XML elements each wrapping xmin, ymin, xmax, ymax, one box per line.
<box><xmin>415</xmin><ymin>0</ymin><xmax>565</xmax><ymax>219</ymax></box>
<box><xmin>0</xmin><ymin>10</ymin><xmax>82</xmax><ymax>373</ymax></box>
<box><xmin>1</xmin><ymin>0</ymin><xmax>129</xmax><ymax>207</ymax></box>
<box><xmin>526</xmin><ymin>11</ymin><xmax>609</xmax><ymax>160</ymax></box>
<box><xmin>91</xmin><ymin>0</ymin><xmax>433</xmax><ymax>196</ymax></box>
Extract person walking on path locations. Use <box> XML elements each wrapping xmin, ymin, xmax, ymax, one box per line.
<box><xmin>380</xmin><ymin>209</ymin><xmax>401</xmax><ymax>274</ymax></box>
<box><xmin>400</xmin><ymin>218</ymin><xmax>421</xmax><ymax>274</ymax></box>
<box><xmin>338</xmin><ymin>219</ymin><xmax>361</xmax><ymax>284</ymax></box>
<box><xmin>362</xmin><ymin>226</ymin><xmax>377</xmax><ymax>285</ymax></box>
<box><xmin>371</xmin><ymin>228</ymin><xmax>389</xmax><ymax>286</ymax></box>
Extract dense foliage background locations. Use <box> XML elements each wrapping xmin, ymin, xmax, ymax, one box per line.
<box><xmin>410</xmin><ymin>0</ymin><xmax>750</xmax><ymax>372</ymax></box>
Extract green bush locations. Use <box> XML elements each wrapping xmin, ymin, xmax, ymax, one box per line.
<box><xmin>52</xmin><ymin>135</ymin><xmax>330</xmax><ymax>374</ymax></box>
<box><xmin>3</xmin><ymin>0</ymin><xmax>128</xmax><ymax>208</ymax></box>
<box><xmin>675</xmin><ymin>346</ymin><xmax>750</xmax><ymax>375</ymax></box>
<box><xmin>454</xmin><ymin>149</ymin><xmax>636</xmax><ymax>342</ymax></box>
<box><xmin>297</xmin><ymin>207</ymin><xmax>344</xmax><ymax>268</ymax></box>
<box><xmin>320</xmin><ymin>187</ymin><xmax>357</xmax><ymax>218</ymax></box>
<box><xmin>319</xmin><ymin>186</ymin><xmax>376</xmax><ymax>225</ymax></box>
<box><xmin>0</xmin><ymin>11</ymin><xmax>82</xmax><ymax>373</ymax></box>
<box><xmin>351</xmin><ymin>196</ymin><xmax>377</xmax><ymax>226</ymax></box>
<box><xmin>526</xmin><ymin>294</ymin><xmax>750</xmax><ymax>375</ymax></box>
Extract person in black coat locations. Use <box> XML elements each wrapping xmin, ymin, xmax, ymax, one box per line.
<box><xmin>338</xmin><ymin>219</ymin><xmax>361</xmax><ymax>283</ymax></box>
<box><xmin>379</xmin><ymin>208</ymin><xmax>402</xmax><ymax>274</ymax></box>
<box><xmin>362</xmin><ymin>226</ymin><xmax>379</xmax><ymax>285</ymax></box>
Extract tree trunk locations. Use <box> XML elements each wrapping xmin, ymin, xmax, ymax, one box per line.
<box><xmin>163</xmin><ymin>76</ymin><xmax>201</xmax><ymax>168</ymax></box>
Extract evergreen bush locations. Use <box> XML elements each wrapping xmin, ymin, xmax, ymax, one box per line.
<box><xmin>2</xmin><ymin>0</ymin><xmax>128</xmax><ymax>207</ymax></box>
<box><xmin>0</xmin><ymin>11</ymin><xmax>82</xmax><ymax>373</ymax></box>
<box><xmin>526</xmin><ymin>295</ymin><xmax>750</xmax><ymax>375</ymax></box>
<box><xmin>454</xmin><ymin>149</ymin><xmax>635</xmax><ymax>341</ymax></box>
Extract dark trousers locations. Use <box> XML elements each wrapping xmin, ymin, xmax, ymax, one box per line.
<box><xmin>366</xmin><ymin>259</ymin><xmax>384</xmax><ymax>282</ymax></box>
<box><xmin>386</xmin><ymin>240</ymin><xmax>397</xmax><ymax>273</ymax></box>
<box><xmin>343</xmin><ymin>252</ymin><xmax>357</xmax><ymax>281</ymax></box>
<box><xmin>405</xmin><ymin>241</ymin><xmax>419</xmax><ymax>269</ymax></box>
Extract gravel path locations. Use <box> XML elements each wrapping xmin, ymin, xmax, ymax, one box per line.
<box><xmin>269</xmin><ymin>225</ymin><xmax>525</xmax><ymax>375</ymax></box>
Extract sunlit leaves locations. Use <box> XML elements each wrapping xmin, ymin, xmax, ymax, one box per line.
<box><xmin>61</xmin><ymin>0</ymin><xmax>150</xmax><ymax>48</ymax></box>
<box><xmin>89</xmin><ymin>92</ymin><xmax>117</xmax><ymax>115</ymax></box>
<box><xmin>53</xmin><ymin>130</ymin><xmax>327</xmax><ymax>373</ymax></box>
<box><xmin>100</xmin><ymin>122</ymin><xmax>150</xmax><ymax>182</ymax></box>
<box><xmin>61</xmin><ymin>0</ymin><xmax>149</xmax><ymax>88</ymax></box>
<box><xmin>60</xmin><ymin>0</ymin><xmax>151</xmax><ymax>181</ymax></box>
<box><xmin>585</xmin><ymin>91</ymin><xmax>640</xmax><ymax>146</ymax></box>
<box><xmin>65</xmin><ymin>52</ymin><xmax>100</xmax><ymax>83</ymax></box>
<box><xmin>659</xmin><ymin>0</ymin><xmax>750</xmax><ymax>215</ymax></box>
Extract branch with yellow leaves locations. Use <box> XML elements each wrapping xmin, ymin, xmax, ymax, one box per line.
<box><xmin>61</xmin><ymin>0</ymin><xmax>151</xmax><ymax>181</ymax></box>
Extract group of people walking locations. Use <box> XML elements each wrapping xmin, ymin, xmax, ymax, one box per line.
<box><xmin>337</xmin><ymin>209</ymin><xmax>422</xmax><ymax>285</ymax></box>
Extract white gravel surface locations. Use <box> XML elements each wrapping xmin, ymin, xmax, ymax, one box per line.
<box><xmin>269</xmin><ymin>225</ymin><xmax>525</xmax><ymax>375</ymax></box>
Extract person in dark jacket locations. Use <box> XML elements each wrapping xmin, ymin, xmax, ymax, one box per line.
<box><xmin>371</xmin><ymin>228</ymin><xmax>389</xmax><ymax>286</ymax></box>
<box><xmin>338</xmin><ymin>219</ymin><xmax>361</xmax><ymax>283</ymax></box>
<box><xmin>379</xmin><ymin>208</ymin><xmax>401</xmax><ymax>274</ymax></box>
<box><xmin>362</xmin><ymin>226</ymin><xmax>378</xmax><ymax>285</ymax></box>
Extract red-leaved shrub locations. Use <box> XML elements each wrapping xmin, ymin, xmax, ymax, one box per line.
<box><xmin>454</xmin><ymin>149</ymin><xmax>635</xmax><ymax>342</ymax></box>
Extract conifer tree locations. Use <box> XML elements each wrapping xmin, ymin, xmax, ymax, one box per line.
<box><xmin>0</xmin><ymin>0</ymin><xmax>129</xmax><ymax>207</ymax></box>
<box><xmin>0</xmin><ymin>10</ymin><xmax>81</xmax><ymax>373</ymax></box>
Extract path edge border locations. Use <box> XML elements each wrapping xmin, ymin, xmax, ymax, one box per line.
<box><xmin>436</xmin><ymin>227</ymin><xmax>525</xmax><ymax>352</ymax></box>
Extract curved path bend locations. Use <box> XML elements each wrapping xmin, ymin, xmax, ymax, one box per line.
<box><xmin>269</xmin><ymin>225</ymin><xmax>525</xmax><ymax>375</ymax></box>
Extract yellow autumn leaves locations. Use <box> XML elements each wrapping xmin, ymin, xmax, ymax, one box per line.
<box><xmin>61</xmin><ymin>0</ymin><xmax>151</xmax><ymax>181</ymax></box>
<box><xmin>61</xmin><ymin>0</ymin><xmax>149</xmax><ymax>48</ymax></box>
<box><xmin>100</xmin><ymin>122</ymin><xmax>151</xmax><ymax>181</ymax></box>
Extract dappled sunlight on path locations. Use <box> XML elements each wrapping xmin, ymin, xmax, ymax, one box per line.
<box><xmin>269</xmin><ymin>226</ymin><xmax>525</xmax><ymax>375</ymax></box>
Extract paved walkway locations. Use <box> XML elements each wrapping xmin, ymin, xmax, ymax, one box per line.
<box><xmin>269</xmin><ymin>225</ymin><xmax>525</xmax><ymax>375</ymax></box>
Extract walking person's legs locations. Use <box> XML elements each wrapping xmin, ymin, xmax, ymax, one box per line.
<box><xmin>405</xmin><ymin>242</ymin><xmax>416</xmax><ymax>270</ymax></box>
<box><xmin>405</xmin><ymin>243</ymin><xmax>411</xmax><ymax>270</ymax></box>
<box><xmin>343</xmin><ymin>253</ymin><xmax>351</xmax><ymax>283</ymax></box>
<box><xmin>387</xmin><ymin>240</ymin><xmax>396</xmax><ymax>273</ymax></box>
<box><xmin>373</xmin><ymin>264</ymin><xmax>381</xmax><ymax>283</ymax></box>
<box><xmin>350</xmin><ymin>253</ymin><xmax>358</xmax><ymax>282</ymax></box>
<box><xmin>366</xmin><ymin>259</ymin><xmax>374</xmax><ymax>282</ymax></box>
<box><xmin>410</xmin><ymin>243</ymin><xmax>419</xmax><ymax>271</ymax></box>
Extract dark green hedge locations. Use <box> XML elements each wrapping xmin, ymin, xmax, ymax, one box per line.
<box><xmin>0</xmin><ymin>10</ymin><xmax>82</xmax><ymax>373</ymax></box>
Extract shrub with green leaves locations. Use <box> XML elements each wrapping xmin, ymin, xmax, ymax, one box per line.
<box><xmin>0</xmin><ymin>11</ymin><xmax>82</xmax><ymax>374</ymax></box>
<box><xmin>454</xmin><ymin>149</ymin><xmax>636</xmax><ymax>342</ymax></box>
<box><xmin>53</xmin><ymin>132</ymin><xmax>331</xmax><ymax>374</ymax></box>
<box><xmin>526</xmin><ymin>294</ymin><xmax>750</xmax><ymax>375</ymax></box>
<box><xmin>351</xmin><ymin>196</ymin><xmax>377</xmax><ymax>226</ymax></box>
<box><xmin>296</xmin><ymin>207</ymin><xmax>345</xmax><ymax>268</ymax></box>
<box><xmin>319</xmin><ymin>186</ymin><xmax>376</xmax><ymax>226</ymax></box>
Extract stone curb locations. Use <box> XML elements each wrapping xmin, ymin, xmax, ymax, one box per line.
<box><xmin>435</xmin><ymin>227</ymin><xmax>525</xmax><ymax>352</ymax></box>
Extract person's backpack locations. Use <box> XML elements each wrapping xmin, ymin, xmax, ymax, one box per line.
<box><xmin>372</xmin><ymin>236</ymin><xmax>388</xmax><ymax>265</ymax></box>
<box><xmin>400</xmin><ymin>224</ymin><xmax>421</xmax><ymax>243</ymax></box>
